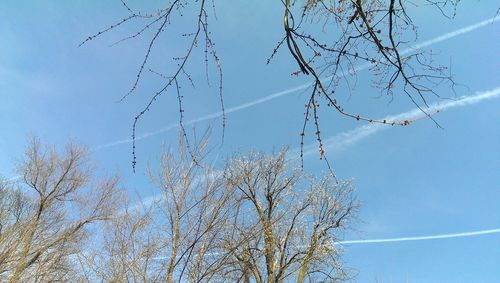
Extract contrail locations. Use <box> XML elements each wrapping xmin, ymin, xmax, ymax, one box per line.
<box><xmin>301</xmin><ymin>86</ymin><xmax>500</xmax><ymax>156</ymax></box>
<box><xmin>94</xmin><ymin>16</ymin><xmax>499</xmax><ymax>151</ymax></box>
<box><xmin>337</xmin><ymin>228</ymin><xmax>500</xmax><ymax>245</ymax></box>
<box><xmin>92</xmin><ymin>83</ymin><xmax>313</xmax><ymax>150</ymax></box>
<box><xmin>151</xmin><ymin>227</ymin><xmax>500</xmax><ymax>260</ymax></box>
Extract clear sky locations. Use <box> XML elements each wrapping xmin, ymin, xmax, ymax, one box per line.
<box><xmin>1</xmin><ymin>1</ymin><xmax>499</xmax><ymax>282</ymax></box>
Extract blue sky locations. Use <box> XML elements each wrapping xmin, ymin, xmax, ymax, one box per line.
<box><xmin>1</xmin><ymin>1</ymin><xmax>499</xmax><ymax>282</ymax></box>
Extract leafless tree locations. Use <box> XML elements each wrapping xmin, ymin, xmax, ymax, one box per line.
<box><xmin>150</xmin><ymin>134</ymin><xmax>236</xmax><ymax>283</ymax></box>
<box><xmin>218</xmin><ymin>150</ymin><xmax>358</xmax><ymax>282</ymax></box>
<box><xmin>81</xmin><ymin>0</ymin><xmax>464</xmax><ymax>170</ymax></box>
<box><xmin>76</xmin><ymin>135</ymin><xmax>359</xmax><ymax>282</ymax></box>
<box><xmin>77</xmin><ymin>197</ymin><xmax>163</xmax><ymax>282</ymax></box>
<box><xmin>0</xmin><ymin>138</ymin><xmax>120</xmax><ymax>283</ymax></box>
<box><xmin>79</xmin><ymin>132</ymin><xmax>235</xmax><ymax>283</ymax></box>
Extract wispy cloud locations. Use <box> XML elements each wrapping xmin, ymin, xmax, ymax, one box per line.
<box><xmin>93</xmin><ymin>16</ymin><xmax>499</xmax><ymax>151</ymax></box>
<box><xmin>337</xmin><ymin>228</ymin><xmax>500</xmax><ymax>245</ymax></box>
<box><xmin>301</xmin><ymin>87</ymin><xmax>500</xmax><ymax>156</ymax></box>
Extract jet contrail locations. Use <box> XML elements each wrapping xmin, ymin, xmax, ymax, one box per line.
<box><xmin>300</xmin><ymin>86</ymin><xmax>500</xmax><ymax>157</ymax></box>
<box><xmin>337</xmin><ymin>228</ymin><xmax>500</xmax><ymax>245</ymax></box>
<box><xmin>150</xmin><ymin>227</ymin><xmax>500</xmax><ymax>260</ymax></box>
<box><xmin>93</xmin><ymin>16</ymin><xmax>499</xmax><ymax>151</ymax></box>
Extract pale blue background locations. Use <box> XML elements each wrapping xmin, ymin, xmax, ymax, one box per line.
<box><xmin>1</xmin><ymin>1</ymin><xmax>499</xmax><ymax>282</ymax></box>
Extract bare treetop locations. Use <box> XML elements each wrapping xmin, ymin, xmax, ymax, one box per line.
<box><xmin>0</xmin><ymin>138</ymin><xmax>120</xmax><ymax>282</ymax></box>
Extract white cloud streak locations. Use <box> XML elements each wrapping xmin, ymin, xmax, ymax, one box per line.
<box><xmin>301</xmin><ymin>86</ymin><xmax>500</xmax><ymax>156</ymax></box>
<box><xmin>94</xmin><ymin>16</ymin><xmax>499</xmax><ymax>151</ymax></box>
<box><xmin>337</xmin><ymin>228</ymin><xmax>500</xmax><ymax>245</ymax></box>
<box><xmin>152</xmin><ymin>227</ymin><xmax>500</xmax><ymax>261</ymax></box>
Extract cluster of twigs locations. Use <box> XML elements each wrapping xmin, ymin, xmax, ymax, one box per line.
<box><xmin>274</xmin><ymin>0</ymin><xmax>458</xmax><ymax>169</ymax></box>
<box><xmin>80</xmin><ymin>0</ymin><xmax>223</xmax><ymax>171</ymax></box>
<box><xmin>274</xmin><ymin>0</ymin><xmax>457</xmax><ymax>170</ymax></box>
<box><xmin>81</xmin><ymin>0</ymin><xmax>460</xmax><ymax>172</ymax></box>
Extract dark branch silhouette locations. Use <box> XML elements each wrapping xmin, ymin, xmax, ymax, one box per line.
<box><xmin>278</xmin><ymin>0</ymin><xmax>459</xmax><ymax>168</ymax></box>
<box><xmin>81</xmin><ymin>0</ymin><xmax>461</xmax><ymax>171</ymax></box>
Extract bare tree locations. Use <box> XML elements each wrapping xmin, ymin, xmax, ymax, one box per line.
<box><xmin>79</xmin><ymin>132</ymin><xmax>235</xmax><ymax>283</ymax></box>
<box><xmin>76</xmin><ymin>135</ymin><xmax>358</xmax><ymax>282</ymax></box>
<box><xmin>0</xmin><ymin>138</ymin><xmax>120</xmax><ymax>283</ymax></box>
<box><xmin>77</xmin><ymin>197</ymin><xmax>164</xmax><ymax>282</ymax></box>
<box><xmin>218</xmin><ymin>150</ymin><xmax>358</xmax><ymax>282</ymax></box>
<box><xmin>80</xmin><ymin>0</ymin><xmax>465</xmax><ymax>169</ymax></box>
<box><xmin>150</xmin><ymin>134</ymin><xmax>236</xmax><ymax>283</ymax></box>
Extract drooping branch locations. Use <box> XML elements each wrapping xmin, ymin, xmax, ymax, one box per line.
<box><xmin>81</xmin><ymin>0</ymin><xmax>224</xmax><ymax>171</ymax></box>
<box><xmin>278</xmin><ymin>0</ymin><xmax>458</xmax><ymax>167</ymax></box>
<box><xmin>81</xmin><ymin>0</ymin><xmax>462</xmax><ymax>172</ymax></box>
